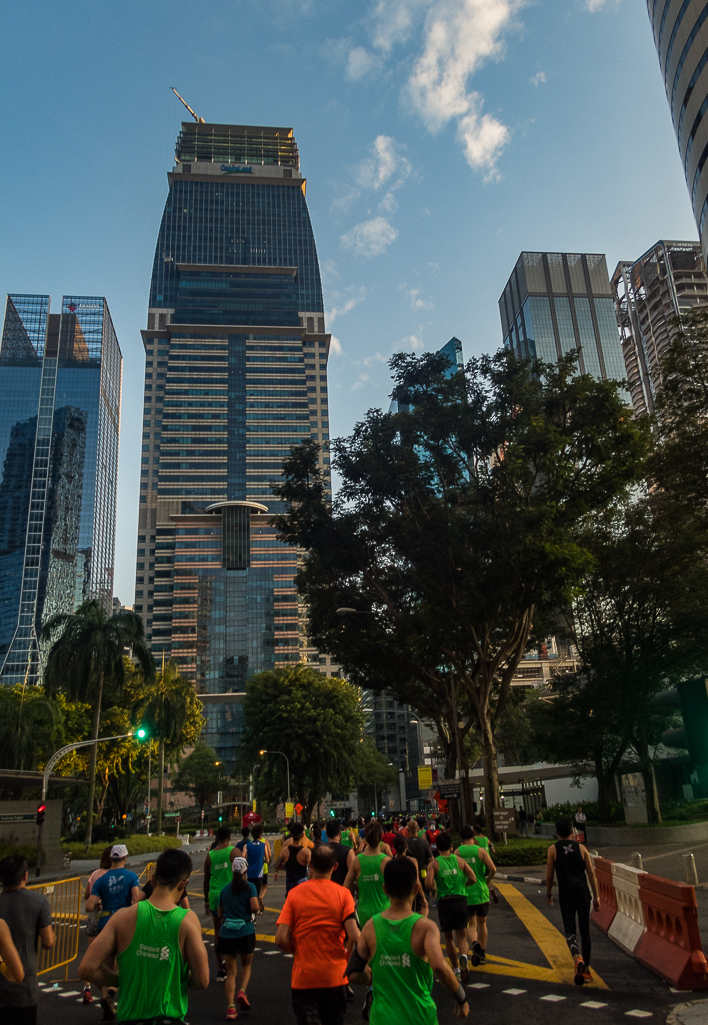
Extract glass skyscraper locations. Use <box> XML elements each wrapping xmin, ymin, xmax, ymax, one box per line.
<box><xmin>499</xmin><ymin>252</ymin><xmax>627</xmax><ymax>388</ymax></box>
<box><xmin>0</xmin><ymin>294</ymin><xmax>122</xmax><ymax>685</ymax></box>
<box><xmin>136</xmin><ymin>121</ymin><xmax>333</xmax><ymax>762</ymax></box>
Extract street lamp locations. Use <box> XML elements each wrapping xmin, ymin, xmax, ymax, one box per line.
<box><xmin>259</xmin><ymin>749</ymin><xmax>291</xmax><ymax>803</ymax></box>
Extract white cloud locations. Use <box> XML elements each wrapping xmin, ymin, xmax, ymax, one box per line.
<box><xmin>378</xmin><ymin>191</ymin><xmax>399</xmax><ymax>214</ymax></box>
<box><xmin>357</xmin><ymin>135</ymin><xmax>411</xmax><ymax>191</ymax></box>
<box><xmin>328</xmin><ymin>285</ymin><xmax>368</xmax><ymax>324</ymax></box>
<box><xmin>584</xmin><ymin>0</ymin><xmax>618</xmax><ymax>10</ymax></box>
<box><xmin>355</xmin><ymin>351</ymin><xmax>388</xmax><ymax>368</ymax></box>
<box><xmin>340</xmin><ymin>217</ymin><xmax>399</xmax><ymax>258</ymax></box>
<box><xmin>530</xmin><ymin>70</ymin><xmax>546</xmax><ymax>86</ymax></box>
<box><xmin>346</xmin><ymin>46</ymin><xmax>382</xmax><ymax>81</ymax></box>
<box><xmin>370</xmin><ymin>0</ymin><xmax>432</xmax><ymax>54</ymax></box>
<box><xmin>408</xmin><ymin>288</ymin><xmax>433</xmax><ymax>311</ymax></box>
<box><xmin>350</xmin><ymin>373</ymin><xmax>372</xmax><ymax>391</ymax></box>
<box><xmin>329</xmin><ymin>335</ymin><xmax>343</xmax><ymax>356</ymax></box>
<box><xmin>395</xmin><ymin>333</ymin><xmax>425</xmax><ymax>351</ymax></box>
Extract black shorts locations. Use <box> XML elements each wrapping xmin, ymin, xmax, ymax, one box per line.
<box><xmin>248</xmin><ymin>877</ymin><xmax>263</xmax><ymax>895</ymax></box>
<box><xmin>217</xmin><ymin>933</ymin><xmax>257</xmax><ymax>957</ymax></box>
<box><xmin>468</xmin><ymin>901</ymin><xmax>490</xmax><ymax>918</ymax></box>
<box><xmin>438</xmin><ymin>894</ymin><xmax>469</xmax><ymax>934</ymax></box>
<box><xmin>292</xmin><ymin>985</ymin><xmax>346</xmax><ymax>1025</ymax></box>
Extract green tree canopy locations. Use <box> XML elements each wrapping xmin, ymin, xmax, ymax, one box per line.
<box><xmin>350</xmin><ymin>738</ymin><xmax>398</xmax><ymax>815</ymax></box>
<box><xmin>171</xmin><ymin>742</ymin><xmax>229</xmax><ymax>810</ymax></box>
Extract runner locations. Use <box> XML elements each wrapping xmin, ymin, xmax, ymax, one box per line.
<box><xmin>204</xmin><ymin>826</ymin><xmax>235</xmax><ymax>981</ymax></box>
<box><xmin>82</xmin><ymin>846</ymin><xmax>112</xmax><ymax>1004</ymax></box>
<box><xmin>425</xmin><ymin>832</ymin><xmax>475</xmax><ymax>983</ymax></box>
<box><xmin>325</xmin><ymin>820</ymin><xmax>356</xmax><ymax>885</ymax></box>
<box><xmin>456</xmin><ymin>825</ymin><xmax>496</xmax><ymax>966</ymax></box>
<box><xmin>140</xmin><ymin>871</ymin><xmax>190</xmax><ymax>908</ymax></box>
<box><xmin>546</xmin><ymin>818</ymin><xmax>600</xmax><ymax>985</ymax></box>
<box><xmin>473</xmin><ymin>824</ymin><xmax>496</xmax><ymax>857</ymax></box>
<box><xmin>405</xmin><ymin>820</ymin><xmax>433</xmax><ymax>884</ymax></box>
<box><xmin>275</xmin><ymin>844</ymin><xmax>360</xmax><ymax>1025</ymax></box>
<box><xmin>0</xmin><ymin>919</ymin><xmax>24</xmax><ymax>983</ymax></box>
<box><xmin>392</xmin><ymin>835</ymin><xmax>428</xmax><ymax>916</ymax></box>
<box><xmin>79</xmin><ymin>848</ymin><xmax>209</xmax><ymax>1022</ymax></box>
<box><xmin>340</xmin><ymin>819</ymin><xmax>359</xmax><ymax>852</ymax></box>
<box><xmin>0</xmin><ymin>855</ymin><xmax>54</xmax><ymax>1025</ymax></box>
<box><xmin>245</xmin><ymin>824</ymin><xmax>272</xmax><ymax>911</ymax></box>
<box><xmin>348</xmin><ymin>856</ymin><xmax>469</xmax><ymax>1023</ymax></box>
<box><xmin>234</xmin><ymin>827</ymin><xmax>250</xmax><ymax>853</ymax></box>
<box><xmin>273</xmin><ymin>821</ymin><xmax>310</xmax><ymax>893</ymax></box>
<box><xmin>381</xmin><ymin>822</ymin><xmax>397</xmax><ymax>852</ymax></box>
<box><xmin>86</xmin><ymin>844</ymin><xmax>140</xmax><ymax>1019</ymax></box>
<box><xmin>217</xmin><ymin>855</ymin><xmax>259</xmax><ymax>1020</ymax></box>
<box><xmin>425</xmin><ymin>820</ymin><xmax>441</xmax><ymax>856</ymax></box>
<box><xmin>343</xmin><ymin>820</ymin><xmax>391</xmax><ymax>925</ymax></box>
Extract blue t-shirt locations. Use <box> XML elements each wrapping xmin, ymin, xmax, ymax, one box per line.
<box><xmin>219</xmin><ymin>882</ymin><xmax>257</xmax><ymax>938</ymax></box>
<box><xmin>245</xmin><ymin>840</ymin><xmax>266</xmax><ymax>879</ymax></box>
<box><xmin>91</xmin><ymin>867</ymin><xmax>140</xmax><ymax>922</ymax></box>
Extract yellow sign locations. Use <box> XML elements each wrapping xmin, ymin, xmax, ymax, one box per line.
<box><xmin>285</xmin><ymin>802</ymin><xmax>294</xmax><ymax>818</ymax></box>
<box><xmin>417</xmin><ymin>765</ymin><xmax>433</xmax><ymax>789</ymax></box>
<box><xmin>253</xmin><ymin>800</ymin><xmax>257</xmax><ymax>813</ymax></box>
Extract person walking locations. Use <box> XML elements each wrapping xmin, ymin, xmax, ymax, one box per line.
<box><xmin>343</xmin><ymin>821</ymin><xmax>391</xmax><ymax>926</ymax></box>
<box><xmin>217</xmin><ymin>856</ymin><xmax>259</xmax><ymax>1020</ymax></box>
<box><xmin>546</xmin><ymin>818</ymin><xmax>600</xmax><ymax>985</ymax></box>
<box><xmin>0</xmin><ymin>855</ymin><xmax>54</xmax><ymax>1025</ymax></box>
<box><xmin>425</xmin><ymin>833</ymin><xmax>475</xmax><ymax>983</ymax></box>
<box><xmin>518</xmin><ymin>806</ymin><xmax>528</xmax><ymax>837</ymax></box>
<box><xmin>275</xmin><ymin>844</ymin><xmax>360</xmax><ymax>1025</ymax></box>
<box><xmin>82</xmin><ymin>846</ymin><xmax>113</xmax><ymax>1004</ymax></box>
<box><xmin>534</xmin><ymin>810</ymin><xmax>543</xmax><ymax>835</ymax></box>
<box><xmin>80</xmin><ymin>848</ymin><xmax>209</xmax><ymax>1023</ymax></box>
<box><xmin>574</xmin><ymin>806</ymin><xmax>587</xmax><ymax>842</ymax></box>
<box><xmin>324</xmin><ymin>821</ymin><xmax>356</xmax><ymax>885</ymax></box>
<box><xmin>348</xmin><ymin>857</ymin><xmax>468</xmax><ymax>1023</ymax></box>
<box><xmin>86</xmin><ymin>844</ymin><xmax>140</xmax><ymax>1019</ymax></box>
<box><xmin>456</xmin><ymin>826</ymin><xmax>496</xmax><ymax>966</ymax></box>
<box><xmin>204</xmin><ymin>826</ymin><xmax>235</xmax><ymax>982</ymax></box>
<box><xmin>244</xmin><ymin>824</ymin><xmax>271</xmax><ymax>910</ymax></box>
<box><xmin>274</xmin><ymin>822</ymin><xmax>310</xmax><ymax>894</ymax></box>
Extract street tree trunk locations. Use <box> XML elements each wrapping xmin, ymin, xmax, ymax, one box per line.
<box><xmin>84</xmin><ymin>671</ymin><xmax>104</xmax><ymax>848</ymax></box>
<box><xmin>157</xmin><ymin>738</ymin><xmax>165</xmax><ymax>835</ymax></box>
<box><xmin>635</xmin><ymin>724</ymin><xmax>661</xmax><ymax>825</ymax></box>
<box><xmin>479</xmin><ymin>710</ymin><xmax>501</xmax><ymax>832</ymax></box>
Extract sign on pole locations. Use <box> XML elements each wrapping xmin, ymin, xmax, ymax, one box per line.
<box><xmin>417</xmin><ymin>765</ymin><xmax>433</xmax><ymax>789</ymax></box>
<box><xmin>285</xmin><ymin>802</ymin><xmax>294</xmax><ymax>819</ymax></box>
<box><xmin>438</xmin><ymin>779</ymin><xmax>461</xmax><ymax>799</ymax></box>
<box><xmin>294</xmin><ymin>802</ymin><xmax>304</xmax><ymax>816</ymax></box>
<box><xmin>493</xmin><ymin>808</ymin><xmax>516</xmax><ymax>844</ymax></box>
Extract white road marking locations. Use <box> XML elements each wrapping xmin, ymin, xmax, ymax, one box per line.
<box><xmin>503</xmin><ymin>989</ymin><xmax>527</xmax><ymax>995</ymax></box>
<box><xmin>58</xmin><ymin>991</ymin><xmax>81</xmax><ymax>997</ymax></box>
<box><xmin>468</xmin><ymin>983</ymin><xmax>490</xmax><ymax>989</ymax></box>
<box><xmin>625</xmin><ymin>1013</ymin><xmax>652</xmax><ymax>1019</ymax></box>
<box><xmin>540</xmin><ymin>995</ymin><xmax>566</xmax><ymax>1002</ymax></box>
<box><xmin>581</xmin><ymin>1002</ymin><xmax>609</xmax><ymax>1009</ymax></box>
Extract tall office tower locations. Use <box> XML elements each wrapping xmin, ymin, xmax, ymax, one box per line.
<box><xmin>0</xmin><ymin>294</ymin><xmax>122</xmax><ymax>685</ymax></box>
<box><xmin>647</xmin><ymin>1</ymin><xmax>708</xmax><ymax>262</ymax></box>
<box><xmin>612</xmin><ymin>240</ymin><xmax>708</xmax><ymax>415</ymax></box>
<box><xmin>499</xmin><ymin>252</ymin><xmax>627</xmax><ymax>388</ymax></box>
<box><xmin>136</xmin><ymin>121</ymin><xmax>332</xmax><ymax>762</ymax></box>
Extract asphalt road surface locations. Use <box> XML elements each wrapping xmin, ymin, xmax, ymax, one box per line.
<box><xmin>33</xmin><ymin>861</ymin><xmax>699</xmax><ymax>1025</ymax></box>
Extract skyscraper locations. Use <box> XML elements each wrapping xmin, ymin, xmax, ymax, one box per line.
<box><xmin>136</xmin><ymin>121</ymin><xmax>332</xmax><ymax>761</ymax></box>
<box><xmin>0</xmin><ymin>294</ymin><xmax>122</xmax><ymax>684</ymax></box>
<box><xmin>498</xmin><ymin>252</ymin><xmax>627</xmax><ymax>387</ymax></box>
<box><xmin>612</xmin><ymin>240</ymin><xmax>708</xmax><ymax>415</ymax></box>
<box><xmin>647</xmin><ymin>1</ymin><xmax>708</xmax><ymax>262</ymax></box>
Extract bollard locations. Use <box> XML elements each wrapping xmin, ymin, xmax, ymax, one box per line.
<box><xmin>683</xmin><ymin>853</ymin><xmax>699</xmax><ymax>886</ymax></box>
<box><xmin>630</xmin><ymin>852</ymin><xmax>643</xmax><ymax>871</ymax></box>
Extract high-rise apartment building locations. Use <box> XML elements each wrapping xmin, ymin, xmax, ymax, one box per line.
<box><xmin>0</xmin><ymin>294</ymin><xmax>122</xmax><ymax>684</ymax></box>
<box><xmin>136</xmin><ymin>121</ymin><xmax>332</xmax><ymax>762</ymax></box>
<box><xmin>647</xmin><ymin>1</ymin><xmax>708</xmax><ymax>263</ymax></box>
<box><xmin>499</xmin><ymin>252</ymin><xmax>627</xmax><ymax>387</ymax></box>
<box><xmin>612</xmin><ymin>240</ymin><xmax>708</xmax><ymax>415</ymax></box>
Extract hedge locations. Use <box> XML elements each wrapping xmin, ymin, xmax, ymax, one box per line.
<box><xmin>62</xmin><ymin>836</ymin><xmax>181</xmax><ymax>860</ymax></box>
<box><xmin>486</xmin><ymin>838</ymin><xmax>550</xmax><ymax>867</ymax></box>
<box><xmin>0</xmin><ymin>845</ymin><xmax>45</xmax><ymax>864</ymax></box>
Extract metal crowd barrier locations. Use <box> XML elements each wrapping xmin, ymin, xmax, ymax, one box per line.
<box><xmin>137</xmin><ymin>861</ymin><xmax>156</xmax><ymax>883</ymax></box>
<box><xmin>27</xmin><ymin>876</ymin><xmax>82</xmax><ymax>980</ymax></box>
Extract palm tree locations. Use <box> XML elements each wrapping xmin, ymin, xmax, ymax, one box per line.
<box><xmin>42</xmin><ymin>599</ymin><xmax>154</xmax><ymax>847</ymax></box>
<box><xmin>135</xmin><ymin>658</ymin><xmax>195</xmax><ymax>834</ymax></box>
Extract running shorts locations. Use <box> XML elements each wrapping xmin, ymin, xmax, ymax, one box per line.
<box><xmin>248</xmin><ymin>877</ymin><xmax>263</xmax><ymax>895</ymax></box>
<box><xmin>292</xmin><ymin>986</ymin><xmax>346</xmax><ymax>1025</ymax></box>
<box><xmin>437</xmin><ymin>894</ymin><xmax>469</xmax><ymax>933</ymax></box>
<box><xmin>468</xmin><ymin>901</ymin><xmax>490</xmax><ymax>918</ymax></box>
<box><xmin>217</xmin><ymin>933</ymin><xmax>257</xmax><ymax>956</ymax></box>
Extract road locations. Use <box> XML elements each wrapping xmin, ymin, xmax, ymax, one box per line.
<box><xmin>34</xmin><ymin>858</ymin><xmax>697</xmax><ymax>1025</ymax></box>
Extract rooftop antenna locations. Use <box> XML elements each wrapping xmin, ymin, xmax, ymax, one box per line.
<box><xmin>171</xmin><ymin>87</ymin><xmax>205</xmax><ymax>123</ymax></box>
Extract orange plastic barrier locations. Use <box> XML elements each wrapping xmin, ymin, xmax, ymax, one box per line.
<box><xmin>634</xmin><ymin>873</ymin><xmax>708</xmax><ymax>991</ymax></box>
<box><xmin>590</xmin><ymin>856</ymin><xmax>617</xmax><ymax>934</ymax></box>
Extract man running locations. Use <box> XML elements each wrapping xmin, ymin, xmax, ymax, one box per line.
<box><xmin>80</xmin><ymin>848</ymin><xmax>209</xmax><ymax>1022</ymax></box>
<box><xmin>405</xmin><ymin>820</ymin><xmax>433</xmax><ymax>883</ymax></box>
<box><xmin>86</xmin><ymin>844</ymin><xmax>140</xmax><ymax>1018</ymax></box>
<box><xmin>274</xmin><ymin>821</ymin><xmax>310</xmax><ymax>894</ymax></box>
<box><xmin>275</xmin><ymin>844</ymin><xmax>360</xmax><ymax>1025</ymax></box>
<box><xmin>348</xmin><ymin>856</ymin><xmax>469</xmax><ymax>1022</ymax></box>
<box><xmin>0</xmin><ymin>855</ymin><xmax>54</xmax><ymax>1025</ymax></box>
<box><xmin>426</xmin><ymin>832</ymin><xmax>475</xmax><ymax>983</ymax></box>
<box><xmin>325</xmin><ymin>820</ymin><xmax>356</xmax><ymax>885</ymax></box>
<box><xmin>456</xmin><ymin>826</ymin><xmax>496</xmax><ymax>966</ymax></box>
<box><xmin>343</xmin><ymin>821</ymin><xmax>391</xmax><ymax>926</ymax></box>
<box><xmin>245</xmin><ymin>824</ymin><xmax>271</xmax><ymax>910</ymax></box>
<box><xmin>546</xmin><ymin>818</ymin><xmax>600</xmax><ymax>985</ymax></box>
<box><xmin>204</xmin><ymin>826</ymin><xmax>235</xmax><ymax>981</ymax></box>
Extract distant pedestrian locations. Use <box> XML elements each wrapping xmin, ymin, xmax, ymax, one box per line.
<box><xmin>518</xmin><ymin>806</ymin><xmax>528</xmax><ymax>837</ymax></box>
<box><xmin>573</xmin><ymin>806</ymin><xmax>587</xmax><ymax>841</ymax></box>
<box><xmin>546</xmin><ymin>819</ymin><xmax>600</xmax><ymax>986</ymax></box>
<box><xmin>0</xmin><ymin>855</ymin><xmax>54</xmax><ymax>1025</ymax></box>
<box><xmin>234</xmin><ymin>827</ymin><xmax>250</xmax><ymax>853</ymax></box>
<box><xmin>534</xmin><ymin>810</ymin><xmax>543</xmax><ymax>835</ymax></box>
<box><xmin>218</xmin><ymin>855</ymin><xmax>260</xmax><ymax>1019</ymax></box>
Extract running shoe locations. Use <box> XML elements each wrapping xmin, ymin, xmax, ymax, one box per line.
<box><xmin>346</xmin><ymin>985</ymin><xmax>355</xmax><ymax>1001</ymax></box>
<box><xmin>236</xmin><ymin>990</ymin><xmax>250</xmax><ymax>1011</ymax></box>
<box><xmin>490</xmin><ymin>888</ymin><xmax>499</xmax><ymax>905</ymax></box>
<box><xmin>471</xmin><ymin>942</ymin><xmax>482</xmax><ymax>967</ymax></box>
<box><xmin>226</xmin><ymin>1005</ymin><xmax>238</xmax><ymax>1020</ymax></box>
<box><xmin>459</xmin><ymin>953</ymin><xmax>469</xmax><ymax>984</ymax></box>
<box><xmin>362</xmin><ymin>986</ymin><xmax>373</xmax><ymax>1022</ymax></box>
<box><xmin>477</xmin><ymin>949</ymin><xmax>487</xmax><ymax>966</ymax></box>
<box><xmin>582</xmin><ymin>970</ymin><xmax>593</xmax><ymax>984</ymax></box>
<box><xmin>82</xmin><ymin>986</ymin><xmax>93</xmax><ymax>1005</ymax></box>
<box><xmin>573</xmin><ymin>955</ymin><xmax>585</xmax><ymax>986</ymax></box>
<box><xmin>217</xmin><ymin>966</ymin><xmax>227</xmax><ymax>983</ymax></box>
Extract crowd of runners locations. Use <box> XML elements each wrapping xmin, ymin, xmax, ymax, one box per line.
<box><xmin>0</xmin><ymin>813</ymin><xmax>600</xmax><ymax>1025</ymax></box>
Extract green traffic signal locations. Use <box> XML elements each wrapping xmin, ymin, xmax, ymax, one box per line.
<box><xmin>136</xmin><ymin>728</ymin><xmax>147</xmax><ymax>739</ymax></box>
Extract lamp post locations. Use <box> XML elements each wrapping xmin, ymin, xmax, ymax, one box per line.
<box><xmin>259</xmin><ymin>749</ymin><xmax>291</xmax><ymax>804</ymax></box>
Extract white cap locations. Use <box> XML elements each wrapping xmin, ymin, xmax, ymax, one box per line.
<box><xmin>231</xmin><ymin>856</ymin><xmax>248</xmax><ymax>874</ymax></box>
<box><xmin>111</xmin><ymin>844</ymin><xmax>129</xmax><ymax>859</ymax></box>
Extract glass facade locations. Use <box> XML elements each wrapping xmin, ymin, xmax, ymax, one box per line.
<box><xmin>137</xmin><ymin>122</ymin><xmax>333</xmax><ymax>764</ymax></box>
<box><xmin>498</xmin><ymin>252</ymin><xmax>629</xmax><ymax>397</ymax></box>
<box><xmin>0</xmin><ymin>294</ymin><xmax>122</xmax><ymax>685</ymax></box>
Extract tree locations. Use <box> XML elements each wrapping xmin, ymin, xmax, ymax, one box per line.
<box><xmin>133</xmin><ymin>658</ymin><xmax>205</xmax><ymax>834</ymax></box>
<box><xmin>240</xmin><ymin>666</ymin><xmax>365</xmax><ymax>820</ymax></box>
<box><xmin>41</xmin><ymin>599</ymin><xmax>154</xmax><ymax>847</ymax></box>
<box><xmin>274</xmin><ymin>349</ymin><xmax>647</xmax><ymax>818</ymax></box>
<box><xmin>0</xmin><ymin>686</ymin><xmax>64</xmax><ymax>772</ymax></box>
<box><xmin>351</xmin><ymin>738</ymin><xmax>398</xmax><ymax>813</ymax></box>
<box><xmin>171</xmin><ymin>743</ymin><xmax>228</xmax><ymax>810</ymax></box>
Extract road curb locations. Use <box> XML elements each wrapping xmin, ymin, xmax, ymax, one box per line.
<box><xmin>667</xmin><ymin>998</ymin><xmax>708</xmax><ymax>1023</ymax></box>
<box><xmin>495</xmin><ymin>871</ymin><xmax>544</xmax><ymax>885</ymax></box>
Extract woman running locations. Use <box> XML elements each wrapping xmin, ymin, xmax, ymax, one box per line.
<box><xmin>343</xmin><ymin>820</ymin><xmax>391</xmax><ymax>925</ymax></box>
<box><xmin>392</xmin><ymin>834</ymin><xmax>429</xmax><ymax>916</ymax></box>
<box><xmin>217</xmin><ymin>855</ymin><xmax>260</xmax><ymax>1020</ymax></box>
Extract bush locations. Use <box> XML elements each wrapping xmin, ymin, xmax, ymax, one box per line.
<box><xmin>0</xmin><ymin>845</ymin><xmax>45</xmax><ymax>865</ymax></box>
<box><xmin>489</xmin><ymin>838</ymin><xmax>550</xmax><ymax>867</ymax></box>
<box><xmin>62</xmin><ymin>836</ymin><xmax>181</xmax><ymax>860</ymax></box>
<box><xmin>542</xmin><ymin>800</ymin><xmax>623</xmax><ymax>825</ymax></box>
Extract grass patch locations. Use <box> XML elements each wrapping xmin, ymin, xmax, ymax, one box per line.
<box><xmin>0</xmin><ymin>844</ymin><xmax>45</xmax><ymax>864</ymax></box>
<box><xmin>62</xmin><ymin>836</ymin><xmax>181</xmax><ymax>860</ymax></box>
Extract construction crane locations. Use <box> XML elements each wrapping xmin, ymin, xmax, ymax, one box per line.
<box><xmin>171</xmin><ymin>87</ymin><xmax>205</xmax><ymax>123</ymax></box>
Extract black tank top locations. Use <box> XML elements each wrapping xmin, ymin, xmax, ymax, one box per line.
<box><xmin>328</xmin><ymin>841</ymin><xmax>351</xmax><ymax>886</ymax></box>
<box><xmin>554</xmin><ymin>839</ymin><xmax>589</xmax><ymax>893</ymax></box>
<box><xmin>285</xmin><ymin>843</ymin><xmax>309</xmax><ymax>887</ymax></box>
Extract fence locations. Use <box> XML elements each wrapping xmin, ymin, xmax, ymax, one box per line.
<box><xmin>27</xmin><ymin>876</ymin><xmax>82</xmax><ymax>981</ymax></box>
<box><xmin>138</xmin><ymin>861</ymin><xmax>156</xmax><ymax>883</ymax></box>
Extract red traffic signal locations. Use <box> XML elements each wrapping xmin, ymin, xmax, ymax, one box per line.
<box><xmin>36</xmin><ymin>804</ymin><xmax>46</xmax><ymax>827</ymax></box>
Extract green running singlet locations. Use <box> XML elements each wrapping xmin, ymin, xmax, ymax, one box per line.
<box><xmin>457</xmin><ymin>844</ymin><xmax>489</xmax><ymax>904</ymax></box>
<box><xmin>208</xmin><ymin>845</ymin><xmax>235</xmax><ymax>909</ymax></box>
<box><xmin>116</xmin><ymin>901</ymin><xmax>189</xmax><ymax>1023</ymax></box>
<box><xmin>435</xmin><ymin>853</ymin><xmax>466</xmax><ymax>899</ymax></box>
<box><xmin>369</xmin><ymin>913</ymin><xmax>437</xmax><ymax>1025</ymax></box>
<box><xmin>357</xmin><ymin>852</ymin><xmax>390</xmax><ymax>925</ymax></box>
<box><xmin>475</xmin><ymin>835</ymin><xmax>491</xmax><ymax>852</ymax></box>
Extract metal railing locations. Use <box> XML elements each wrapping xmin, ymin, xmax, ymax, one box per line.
<box><xmin>138</xmin><ymin>861</ymin><xmax>156</xmax><ymax>883</ymax></box>
<box><xmin>27</xmin><ymin>876</ymin><xmax>82</xmax><ymax>980</ymax></box>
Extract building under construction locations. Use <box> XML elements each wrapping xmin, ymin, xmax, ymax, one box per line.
<box><xmin>611</xmin><ymin>240</ymin><xmax>708</xmax><ymax>416</ymax></box>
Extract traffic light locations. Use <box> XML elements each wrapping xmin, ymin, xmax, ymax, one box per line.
<box><xmin>218</xmin><ymin>814</ymin><xmax>223</xmax><ymax>822</ymax></box>
<box><xmin>135</xmin><ymin>727</ymin><xmax>148</xmax><ymax>740</ymax></box>
<box><xmin>330</xmin><ymin>809</ymin><xmax>335</xmax><ymax>818</ymax></box>
<box><xmin>36</xmin><ymin>804</ymin><xmax>46</xmax><ymax>827</ymax></box>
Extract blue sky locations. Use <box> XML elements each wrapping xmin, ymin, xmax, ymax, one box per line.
<box><xmin>0</xmin><ymin>0</ymin><xmax>699</xmax><ymax>604</ymax></box>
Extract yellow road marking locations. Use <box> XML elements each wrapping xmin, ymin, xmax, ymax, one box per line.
<box><xmin>496</xmin><ymin>883</ymin><xmax>608</xmax><ymax>990</ymax></box>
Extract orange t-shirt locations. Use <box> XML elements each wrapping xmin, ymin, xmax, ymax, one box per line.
<box><xmin>277</xmin><ymin>878</ymin><xmax>356</xmax><ymax>989</ymax></box>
